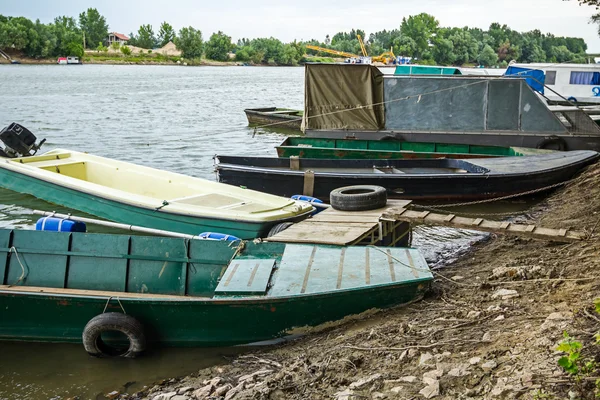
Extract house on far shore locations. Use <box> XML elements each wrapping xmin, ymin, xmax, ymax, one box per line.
<box><xmin>107</xmin><ymin>32</ymin><xmax>130</xmax><ymax>46</ymax></box>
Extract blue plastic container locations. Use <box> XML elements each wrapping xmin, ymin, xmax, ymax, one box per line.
<box><xmin>197</xmin><ymin>232</ymin><xmax>241</xmax><ymax>241</ymax></box>
<box><xmin>35</xmin><ymin>217</ymin><xmax>87</xmax><ymax>232</ymax></box>
<box><xmin>291</xmin><ymin>195</ymin><xmax>324</xmax><ymax>204</ymax></box>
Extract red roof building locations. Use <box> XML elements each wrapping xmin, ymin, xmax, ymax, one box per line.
<box><xmin>107</xmin><ymin>32</ymin><xmax>130</xmax><ymax>46</ymax></box>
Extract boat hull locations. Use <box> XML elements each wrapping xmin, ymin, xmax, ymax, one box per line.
<box><xmin>0</xmin><ymin>282</ymin><xmax>426</xmax><ymax>346</ymax></box>
<box><xmin>244</xmin><ymin>108</ymin><xmax>302</xmax><ymax>131</ymax></box>
<box><xmin>0</xmin><ymin>165</ymin><xmax>293</xmax><ymax>239</ymax></box>
<box><xmin>276</xmin><ymin>137</ymin><xmax>550</xmax><ymax>160</ymax></box>
<box><xmin>307</xmin><ymin>129</ymin><xmax>600</xmax><ymax>152</ymax></box>
<box><xmin>216</xmin><ymin>152</ymin><xmax>600</xmax><ymax>201</ymax></box>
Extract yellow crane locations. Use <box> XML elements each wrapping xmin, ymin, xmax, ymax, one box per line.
<box><xmin>357</xmin><ymin>34</ymin><xmax>396</xmax><ymax>65</ymax></box>
<box><xmin>305</xmin><ymin>45</ymin><xmax>359</xmax><ymax>59</ymax></box>
<box><xmin>357</xmin><ymin>34</ymin><xmax>368</xmax><ymax>57</ymax></box>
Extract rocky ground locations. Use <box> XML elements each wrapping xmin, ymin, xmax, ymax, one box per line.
<box><xmin>123</xmin><ymin>163</ymin><xmax>600</xmax><ymax>400</ymax></box>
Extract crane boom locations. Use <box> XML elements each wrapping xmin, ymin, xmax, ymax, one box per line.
<box><xmin>357</xmin><ymin>34</ymin><xmax>368</xmax><ymax>57</ymax></box>
<box><xmin>305</xmin><ymin>45</ymin><xmax>358</xmax><ymax>59</ymax></box>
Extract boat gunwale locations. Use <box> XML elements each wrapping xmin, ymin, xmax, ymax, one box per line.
<box><xmin>0</xmin><ymin>273</ymin><xmax>433</xmax><ymax>302</ymax></box>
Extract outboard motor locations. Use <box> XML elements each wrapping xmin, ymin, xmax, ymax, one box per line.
<box><xmin>0</xmin><ymin>123</ymin><xmax>46</xmax><ymax>158</ymax></box>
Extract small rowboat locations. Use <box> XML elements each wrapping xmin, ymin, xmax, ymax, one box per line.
<box><xmin>215</xmin><ymin>150</ymin><xmax>600</xmax><ymax>201</ymax></box>
<box><xmin>0</xmin><ymin>229</ymin><xmax>432</xmax><ymax>351</ymax></box>
<box><xmin>244</xmin><ymin>107</ymin><xmax>303</xmax><ymax>130</ymax></box>
<box><xmin>0</xmin><ymin>149</ymin><xmax>314</xmax><ymax>239</ymax></box>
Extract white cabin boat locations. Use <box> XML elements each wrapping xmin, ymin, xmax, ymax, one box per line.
<box><xmin>511</xmin><ymin>63</ymin><xmax>600</xmax><ymax>105</ymax></box>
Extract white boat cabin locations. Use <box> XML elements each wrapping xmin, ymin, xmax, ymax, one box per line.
<box><xmin>512</xmin><ymin>63</ymin><xmax>600</xmax><ymax>104</ymax></box>
<box><xmin>57</xmin><ymin>57</ymin><xmax>81</xmax><ymax>65</ymax></box>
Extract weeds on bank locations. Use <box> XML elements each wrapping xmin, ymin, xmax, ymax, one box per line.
<box><xmin>555</xmin><ymin>299</ymin><xmax>600</xmax><ymax>399</ymax></box>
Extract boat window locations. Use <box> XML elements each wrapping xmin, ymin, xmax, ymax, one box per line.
<box><xmin>569</xmin><ymin>71</ymin><xmax>600</xmax><ymax>85</ymax></box>
<box><xmin>545</xmin><ymin>70</ymin><xmax>556</xmax><ymax>85</ymax></box>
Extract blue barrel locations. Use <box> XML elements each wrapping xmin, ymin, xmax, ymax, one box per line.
<box><xmin>197</xmin><ymin>232</ymin><xmax>241</xmax><ymax>241</ymax></box>
<box><xmin>36</xmin><ymin>217</ymin><xmax>87</xmax><ymax>232</ymax></box>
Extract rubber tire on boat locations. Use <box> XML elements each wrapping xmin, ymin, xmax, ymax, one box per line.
<box><xmin>82</xmin><ymin>313</ymin><xmax>146</xmax><ymax>358</ymax></box>
<box><xmin>536</xmin><ymin>135</ymin><xmax>567</xmax><ymax>151</ymax></box>
<box><xmin>330</xmin><ymin>185</ymin><xmax>387</xmax><ymax>212</ymax></box>
<box><xmin>267</xmin><ymin>222</ymin><xmax>294</xmax><ymax>237</ymax></box>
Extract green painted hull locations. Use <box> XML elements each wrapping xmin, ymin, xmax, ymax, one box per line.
<box><xmin>0</xmin><ymin>229</ymin><xmax>432</xmax><ymax>347</ymax></box>
<box><xmin>0</xmin><ymin>166</ymin><xmax>294</xmax><ymax>239</ymax></box>
<box><xmin>276</xmin><ymin>137</ymin><xmax>548</xmax><ymax>160</ymax></box>
<box><xmin>0</xmin><ymin>283</ymin><xmax>426</xmax><ymax>346</ymax></box>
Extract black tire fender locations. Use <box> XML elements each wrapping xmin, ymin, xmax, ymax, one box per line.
<box><xmin>267</xmin><ymin>222</ymin><xmax>294</xmax><ymax>237</ymax></box>
<box><xmin>536</xmin><ymin>135</ymin><xmax>567</xmax><ymax>151</ymax></box>
<box><xmin>82</xmin><ymin>312</ymin><xmax>146</xmax><ymax>358</ymax></box>
<box><xmin>330</xmin><ymin>185</ymin><xmax>387</xmax><ymax>211</ymax></box>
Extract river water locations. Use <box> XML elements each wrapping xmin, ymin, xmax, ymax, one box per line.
<box><xmin>0</xmin><ymin>65</ymin><xmax>534</xmax><ymax>399</ymax></box>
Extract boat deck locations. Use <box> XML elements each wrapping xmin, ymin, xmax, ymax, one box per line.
<box><xmin>265</xmin><ymin>200</ymin><xmax>411</xmax><ymax>246</ymax></box>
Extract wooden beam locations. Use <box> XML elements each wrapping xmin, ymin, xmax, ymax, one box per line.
<box><xmin>382</xmin><ymin>208</ymin><xmax>586</xmax><ymax>243</ymax></box>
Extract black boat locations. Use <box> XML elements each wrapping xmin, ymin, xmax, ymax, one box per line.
<box><xmin>215</xmin><ymin>151</ymin><xmax>599</xmax><ymax>201</ymax></box>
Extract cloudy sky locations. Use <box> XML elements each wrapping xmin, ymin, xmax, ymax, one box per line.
<box><xmin>3</xmin><ymin>0</ymin><xmax>600</xmax><ymax>52</ymax></box>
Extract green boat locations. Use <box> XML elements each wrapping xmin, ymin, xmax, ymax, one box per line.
<box><xmin>0</xmin><ymin>229</ymin><xmax>432</xmax><ymax>354</ymax></box>
<box><xmin>276</xmin><ymin>137</ymin><xmax>553</xmax><ymax>160</ymax></box>
<box><xmin>0</xmin><ymin>149</ymin><xmax>314</xmax><ymax>239</ymax></box>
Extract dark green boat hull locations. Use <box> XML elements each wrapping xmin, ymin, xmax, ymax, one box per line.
<box><xmin>276</xmin><ymin>137</ymin><xmax>547</xmax><ymax>160</ymax></box>
<box><xmin>0</xmin><ymin>283</ymin><xmax>426</xmax><ymax>346</ymax></box>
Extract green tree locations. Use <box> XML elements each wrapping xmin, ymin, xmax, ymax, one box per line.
<box><xmin>392</xmin><ymin>35</ymin><xmax>417</xmax><ymax>58</ymax></box>
<box><xmin>66</xmin><ymin>42</ymin><xmax>83</xmax><ymax>57</ymax></box>
<box><xmin>121</xmin><ymin>45</ymin><xmax>131</xmax><ymax>55</ymax></box>
<box><xmin>175</xmin><ymin>26</ymin><xmax>203</xmax><ymax>58</ymax></box>
<box><xmin>400</xmin><ymin>13</ymin><xmax>439</xmax><ymax>58</ymax></box>
<box><xmin>136</xmin><ymin>24</ymin><xmax>155</xmax><ymax>49</ymax></box>
<box><xmin>96</xmin><ymin>41</ymin><xmax>108</xmax><ymax>52</ymax></box>
<box><xmin>0</xmin><ymin>17</ymin><xmax>31</xmax><ymax>50</ymax></box>
<box><xmin>497</xmin><ymin>39</ymin><xmax>521</xmax><ymax>63</ymax></box>
<box><xmin>550</xmin><ymin>45</ymin><xmax>574</xmax><ymax>62</ymax></box>
<box><xmin>78</xmin><ymin>8</ymin><xmax>108</xmax><ymax>49</ymax></box>
<box><xmin>448</xmin><ymin>29</ymin><xmax>479</xmax><ymax>65</ymax></box>
<box><xmin>205</xmin><ymin>31</ymin><xmax>233</xmax><ymax>61</ymax></box>
<box><xmin>52</xmin><ymin>16</ymin><xmax>81</xmax><ymax>57</ymax></box>
<box><xmin>234</xmin><ymin>47</ymin><xmax>251</xmax><ymax>62</ymax></box>
<box><xmin>477</xmin><ymin>44</ymin><xmax>498</xmax><ymax>66</ymax></box>
<box><xmin>432</xmin><ymin>37</ymin><xmax>456</xmax><ymax>65</ymax></box>
<box><xmin>251</xmin><ymin>37</ymin><xmax>285</xmax><ymax>63</ymax></box>
<box><xmin>157</xmin><ymin>21</ymin><xmax>175</xmax><ymax>47</ymax></box>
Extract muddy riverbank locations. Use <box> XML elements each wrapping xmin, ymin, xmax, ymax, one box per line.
<box><xmin>125</xmin><ymin>164</ymin><xmax>600</xmax><ymax>400</ymax></box>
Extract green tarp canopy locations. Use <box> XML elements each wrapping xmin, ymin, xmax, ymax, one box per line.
<box><xmin>303</xmin><ymin>64</ymin><xmax>385</xmax><ymax>131</ymax></box>
<box><xmin>394</xmin><ymin>65</ymin><xmax>462</xmax><ymax>75</ymax></box>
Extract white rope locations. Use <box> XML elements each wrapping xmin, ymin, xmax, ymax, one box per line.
<box><xmin>9</xmin><ymin>246</ymin><xmax>28</xmax><ymax>286</ymax></box>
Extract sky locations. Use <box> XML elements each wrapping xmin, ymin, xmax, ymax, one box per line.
<box><xmin>2</xmin><ymin>0</ymin><xmax>600</xmax><ymax>52</ymax></box>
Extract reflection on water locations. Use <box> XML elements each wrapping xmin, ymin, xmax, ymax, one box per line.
<box><xmin>0</xmin><ymin>65</ymin><xmax>545</xmax><ymax>399</ymax></box>
<box><xmin>0</xmin><ymin>342</ymin><xmax>248</xmax><ymax>400</ymax></box>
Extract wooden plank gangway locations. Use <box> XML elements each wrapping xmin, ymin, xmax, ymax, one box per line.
<box><xmin>382</xmin><ymin>208</ymin><xmax>587</xmax><ymax>243</ymax></box>
<box><xmin>266</xmin><ymin>200</ymin><xmax>412</xmax><ymax>246</ymax></box>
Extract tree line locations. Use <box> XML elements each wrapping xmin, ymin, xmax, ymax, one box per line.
<box><xmin>306</xmin><ymin>14</ymin><xmax>589</xmax><ymax>67</ymax></box>
<box><xmin>0</xmin><ymin>7</ymin><xmax>595</xmax><ymax>66</ymax></box>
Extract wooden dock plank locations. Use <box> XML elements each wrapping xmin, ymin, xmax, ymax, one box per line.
<box><xmin>382</xmin><ymin>208</ymin><xmax>585</xmax><ymax>243</ymax></box>
<box><xmin>266</xmin><ymin>200</ymin><xmax>412</xmax><ymax>246</ymax></box>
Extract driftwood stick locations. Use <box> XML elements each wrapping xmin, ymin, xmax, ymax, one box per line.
<box><xmin>341</xmin><ymin>338</ymin><xmax>485</xmax><ymax>352</ymax></box>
